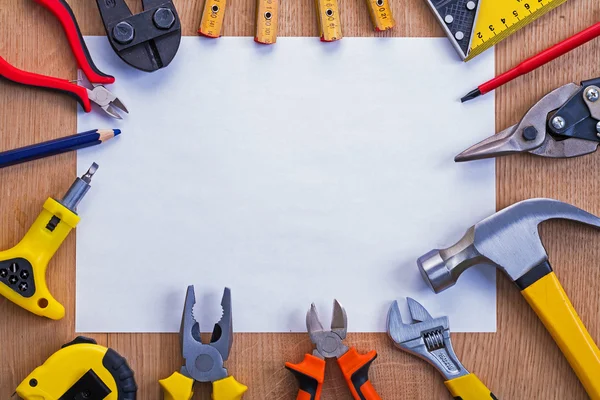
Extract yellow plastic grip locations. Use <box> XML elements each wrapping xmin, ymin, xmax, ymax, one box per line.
<box><xmin>159</xmin><ymin>371</ymin><xmax>195</xmax><ymax>400</ymax></box>
<box><xmin>212</xmin><ymin>375</ymin><xmax>248</xmax><ymax>400</ymax></box>
<box><xmin>522</xmin><ymin>272</ymin><xmax>600</xmax><ymax>399</ymax></box>
<box><xmin>0</xmin><ymin>198</ymin><xmax>79</xmax><ymax>319</ymax></box>
<box><xmin>444</xmin><ymin>373</ymin><xmax>496</xmax><ymax>400</ymax></box>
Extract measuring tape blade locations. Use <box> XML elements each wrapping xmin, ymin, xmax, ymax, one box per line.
<box><xmin>316</xmin><ymin>0</ymin><xmax>343</xmax><ymax>42</ymax></box>
<box><xmin>424</xmin><ymin>0</ymin><xmax>481</xmax><ymax>60</ymax></box>
<box><xmin>198</xmin><ymin>0</ymin><xmax>227</xmax><ymax>38</ymax></box>
<box><xmin>255</xmin><ymin>0</ymin><xmax>279</xmax><ymax>44</ymax></box>
<box><xmin>366</xmin><ymin>0</ymin><xmax>395</xmax><ymax>32</ymax></box>
<box><xmin>467</xmin><ymin>0</ymin><xmax>569</xmax><ymax>60</ymax></box>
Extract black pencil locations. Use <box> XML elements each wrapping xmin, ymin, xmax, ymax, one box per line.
<box><xmin>0</xmin><ymin>129</ymin><xmax>120</xmax><ymax>169</ymax></box>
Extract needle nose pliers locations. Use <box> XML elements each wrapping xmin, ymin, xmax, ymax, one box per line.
<box><xmin>285</xmin><ymin>300</ymin><xmax>382</xmax><ymax>400</ymax></box>
<box><xmin>159</xmin><ymin>286</ymin><xmax>248</xmax><ymax>400</ymax></box>
<box><xmin>0</xmin><ymin>0</ymin><xmax>128</xmax><ymax>119</ymax></box>
<box><xmin>387</xmin><ymin>297</ymin><xmax>498</xmax><ymax>400</ymax></box>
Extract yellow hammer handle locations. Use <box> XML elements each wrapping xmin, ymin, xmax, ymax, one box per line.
<box><xmin>444</xmin><ymin>373</ymin><xmax>497</xmax><ymax>400</ymax></box>
<box><xmin>522</xmin><ymin>272</ymin><xmax>600</xmax><ymax>399</ymax></box>
<box><xmin>159</xmin><ymin>371</ymin><xmax>194</xmax><ymax>400</ymax></box>
<box><xmin>212</xmin><ymin>375</ymin><xmax>248</xmax><ymax>400</ymax></box>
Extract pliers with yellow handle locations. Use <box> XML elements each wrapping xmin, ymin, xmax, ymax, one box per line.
<box><xmin>0</xmin><ymin>163</ymin><xmax>98</xmax><ymax>319</ymax></box>
<box><xmin>159</xmin><ymin>286</ymin><xmax>247</xmax><ymax>400</ymax></box>
<box><xmin>387</xmin><ymin>298</ymin><xmax>498</xmax><ymax>400</ymax></box>
<box><xmin>286</xmin><ymin>300</ymin><xmax>382</xmax><ymax>400</ymax></box>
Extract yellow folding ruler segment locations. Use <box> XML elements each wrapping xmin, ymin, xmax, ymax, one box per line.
<box><xmin>198</xmin><ymin>0</ymin><xmax>227</xmax><ymax>38</ymax></box>
<box><xmin>255</xmin><ymin>0</ymin><xmax>279</xmax><ymax>44</ymax></box>
<box><xmin>467</xmin><ymin>0</ymin><xmax>569</xmax><ymax>60</ymax></box>
<box><xmin>316</xmin><ymin>0</ymin><xmax>343</xmax><ymax>42</ymax></box>
<box><xmin>366</xmin><ymin>0</ymin><xmax>395</xmax><ymax>32</ymax></box>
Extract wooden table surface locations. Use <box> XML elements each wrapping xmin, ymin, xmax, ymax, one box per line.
<box><xmin>1</xmin><ymin>0</ymin><xmax>599</xmax><ymax>398</ymax></box>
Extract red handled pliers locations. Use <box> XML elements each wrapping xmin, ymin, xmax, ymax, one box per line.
<box><xmin>0</xmin><ymin>0</ymin><xmax>128</xmax><ymax>119</ymax></box>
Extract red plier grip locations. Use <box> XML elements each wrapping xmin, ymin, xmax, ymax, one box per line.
<box><xmin>34</xmin><ymin>0</ymin><xmax>114</xmax><ymax>85</ymax></box>
<box><xmin>0</xmin><ymin>56</ymin><xmax>91</xmax><ymax>112</ymax></box>
<box><xmin>285</xmin><ymin>354</ymin><xmax>326</xmax><ymax>400</ymax></box>
<box><xmin>338</xmin><ymin>348</ymin><xmax>382</xmax><ymax>400</ymax></box>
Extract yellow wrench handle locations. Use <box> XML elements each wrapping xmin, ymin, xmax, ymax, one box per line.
<box><xmin>522</xmin><ymin>271</ymin><xmax>600</xmax><ymax>399</ymax></box>
<box><xmin>212</xmin><ymin>375</ymin><xmax>248</xmax><ymax>400</ymax></box>
<box><xmin>444</xmin><ymin>373</ymin><xmax>497</xmax><ymax>400</ymax></box>
<box><xmin>159</xmin><ymin>371</ymin><xmax>194</xmax><ymax>400</ymax></box>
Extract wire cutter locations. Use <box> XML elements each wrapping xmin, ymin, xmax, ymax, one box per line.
<box><xmin>159</xmin><ymin>286</ymin><xmax>247</xmax><ymax>400</ymax></box>
<box><xmin>0</xmin><ymin>0</ymin><xmax>128</xmax><ymax>119</ymax></box>
<box><xmin>387</xmin><ymin>298</ymin><xmax>498</xmax><ymax>400</ymax></box>
<box><xmin>456</xmin><ymin>77</ymin><xmax>600</xmax><ymax>161</ymax></box>
<box><xmin>285</xmin><ymin>300</ymin><xmax>382</xmax><ymax>400</ymax></box>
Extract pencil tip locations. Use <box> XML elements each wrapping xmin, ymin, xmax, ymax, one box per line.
<box><xmin>113</xmin><ymin>129</ymin><xmax>121</xmax><ymax>136</ymax></box>
<box><xmin>460</xmin><ymin>88</ymin><xmax>481</xmax><ymax>103</ymax></box>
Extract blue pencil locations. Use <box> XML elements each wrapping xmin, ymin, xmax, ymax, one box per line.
<box><xmin>0</xmin><ymin>129</ymin><xmax>121</xmax><ymax>169</ymax></box>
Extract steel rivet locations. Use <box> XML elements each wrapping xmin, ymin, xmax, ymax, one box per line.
<box><xmin>586</xmin><ymin>87</ymin><xmax>599</xmax><ymax>102</ymax></box>
<box><xmin>551</xmin><ymin>116</ymin><xmax>566</xmax><ymax>130</ymax></box>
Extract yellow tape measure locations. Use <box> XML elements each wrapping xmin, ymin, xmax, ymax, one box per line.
<box><xmin>255</xmin><ymin>0</ymin><xmax>279</xmax><ymax>44</ymax></box>
<box><xmin>316</xmin><ymin>0</ymin><xmax>343</xmax><ymax>42</ymax></box>
<box><xmin>467</xmin><ymin>0</ymin><xmax>569</xmax><ymax>60</ymax></box>
<box><xmin>365</xmin><ymin>0</ymin><xmax>395</xmax><ymax>32</ymax></box>
<box><xmin>198</xmin><ymin>0</ymin><xmax>227</xmax><ymax>38</ymax></box>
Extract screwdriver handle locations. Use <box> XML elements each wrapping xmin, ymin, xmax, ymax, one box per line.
<box><xmin>159</xmin><ymin>371</ymin><xmax>194</xmax><ymax>400</ymax></box>
<box><xmin>444</xmin><ymin>373</ymin><xmax>498</xmax><ymax>400</ymax></box>
<box><xmin>521</xmin><ymin>271</ymin><xmax>600</xmax><ymax>399</ymax></box>
<box><xmin>337</xmin><ymin>347</ymin><xmax>382</xmax><ymax>400</ymax></box>
<box><xmin>285</xmin><ymin>354</ymin><xmax>326</xmax><ymax>400</ymax></box>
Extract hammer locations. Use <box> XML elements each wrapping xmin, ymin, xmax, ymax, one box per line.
<box><xmin>417</xmin><ymin>198</ymin><xmax>600</xmax><ymax>398</ymax></box>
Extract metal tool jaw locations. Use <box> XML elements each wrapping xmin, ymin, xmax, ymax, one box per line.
<box><xmin>456</xmin><ymin>79</ymin><xmax>600</xmax><ymax>161</ymax></box>
<box><xmin>95</xmin><ymin>0</ymin><xmax>182</xmax><ymax>72</ymax></box>
<box><xmin>78</xmin><ymin>70</ymin><xmax>129</xmax><ymax>119</ymax></box>
<box><xmin>180</xmin><ymin>286</ymin><xmax>233</xmax><ymax>383</ymax></box>
<box><xmin>307</xmin><ymin>300</ymin><xmax>349</xmax><ymax>359</ymax></box>
<box><xmin>387</xmin><ymin>298</ymin><xmax>468</xmax><ymax>381</ymax></box>
<box><xmin>418</xmin><ymin>198</ymin><xmax>600</xmax><ymax>292</ymax></box>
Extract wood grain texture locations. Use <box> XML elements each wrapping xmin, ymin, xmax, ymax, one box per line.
<box><xmin>0</xmin><ymin>0</ymin><xmax>598</xmax><ymax>398</ymax></box>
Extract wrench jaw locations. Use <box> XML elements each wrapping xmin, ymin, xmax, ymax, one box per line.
<box><xmin>387</xmin><ymin>300</ymin><xmax>469</xmax><ymax>381</ymax></box>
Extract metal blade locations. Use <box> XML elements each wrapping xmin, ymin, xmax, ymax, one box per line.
<box><xmin>111</xmin><ymin>96</ymin><xmax>129</xmax><ymax>114</ymax></box>
<box><xmin>306</xmin><ymin>303</ymin><xmax>325</xmax><ymax>344</ymax></box>
<box><xmin>386</xmin><ymin>300</ymin><xmax>406</xmax><ymax>344</ymax></box>
<box><xmin>101</xmin><ymin>103</ymin><xmax>124</xmax><ymax>119</ymax></box>
<box><xmin>331</xmin><ymin>299</ymin><xmax>347</xmax><ymax>339</ymax></box>
<box><xmin>454</xmin><ymin>124</ymin><xmax>520</xmax><ymax>161</ymax></box>
<box><xmin>181</xmin><ymin>285</ymin><xmax>200</xmax><ymax>355</ymax></box>
<box><xmin>407</xmin><ymin>297</ymin><xmax>433</xmax><ymax>323</ymax></box>
<box><xmin>210</xmin><ymin>287</ymin><xmax>233</xmax><ymax>361</ymax></box>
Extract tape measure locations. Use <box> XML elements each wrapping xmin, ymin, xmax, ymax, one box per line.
<box><xmin>198</xmin><ymin>0</ymin><xmax>227</xmax><ymax>38</ymax></box>
<box><xmin>365</xmin><ymin>0</ymin><xmax>395</xmax><ymax>32</ymax></box>
<box><xmin>426</xmin><ymin>0</ymin><xmax>569</xmax><ymax>61</ymax></box>
<box><xmin>467</xmin><ymin>0</ymin><xmax>569</xmax><ymax>60</ymax></box>
<box><xmin>316</xmin><ymin>0</ymin><xmax>343</xmax><ymax>42</ymax></box>
<box><xmin>16</xmin><ymin>337</ymin><xmax>137</xmax><ymax>400</ymax></box>
<box><xmin>255</xmin><ymin>0</ymin><xmax>279</xmax><ymax>44</ymax></box>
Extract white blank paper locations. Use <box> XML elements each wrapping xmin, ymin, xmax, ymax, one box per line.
<box><xmin>76</xmin><ymin>37</ymin><xmax>496</xmax><ymax>333</ymax></box>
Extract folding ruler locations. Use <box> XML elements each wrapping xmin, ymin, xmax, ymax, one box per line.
<box><xmin>425</xmin><ymin>0</ymin><xmax>570</xmax><ymax>61</ymax></box>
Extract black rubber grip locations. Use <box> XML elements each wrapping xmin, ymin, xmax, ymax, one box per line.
<box><xmin>350</xmin><ymin>353</ymin><xmax>377</xmax><ymax>400</ymax></box>
<box><xmin>285</xmin><ymin>365</ymin><xmax>319</xmax><ymax>400</ymax></box>
<box><xmin>102</xmin><ymin>348</ymin><xmax>137</xmax><ymax>400</ymax></box>
<box><xmin>515</xmin><ymin>260</ymin><xmax>553</xmax><ymax>290</ymax></box>
<box><xmin>455</xmin><ymin>393</ymin><xmax>498</xmax><ymax>400</ymax></box>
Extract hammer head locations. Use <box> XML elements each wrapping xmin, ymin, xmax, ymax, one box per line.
<box><xmin>418</xmin><ymin>198</ymin><xmax>600</xmax><ymax>293</ymax></box>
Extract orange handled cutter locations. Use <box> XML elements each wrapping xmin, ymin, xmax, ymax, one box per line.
<box><xmin>285</xmin><ymin>300</ymin><xmax>382</xmax><ymax>400</ymax></box>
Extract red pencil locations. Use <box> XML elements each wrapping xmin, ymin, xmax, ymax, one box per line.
<box><xmin>462</xmin><ymin>22</ymin><xmax>600</xmax><ymax>103</ymax></box>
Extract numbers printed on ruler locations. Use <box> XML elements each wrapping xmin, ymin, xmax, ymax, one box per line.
<box><xmin>468</xmin><ymin>0</ymin><xmax>569</xmax><ymax>59</ymax></box>
<box><xmin>316</xmin><ymin>0</ymin><xmax>343</xmax><ymax>42</ymax></box>
<box><xmin>256</xmin><ymin>0</ymin><xmax>279</xmax><ymax>44</ymax></box>
<box><xmin>199</xmin><ymin>0</ymin><xmax>227</xmax><ymax>38</ymax></box>
<box><xmin>366</xmin><ymin>0</ymin><xmax>395</xmax><ymax>32</ymax></box>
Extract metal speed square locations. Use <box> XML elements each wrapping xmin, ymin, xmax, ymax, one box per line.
<box><xmin>425</xmin><ymin>0</ymin><xmax>480</xmax><ymax>60</ymax></box>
